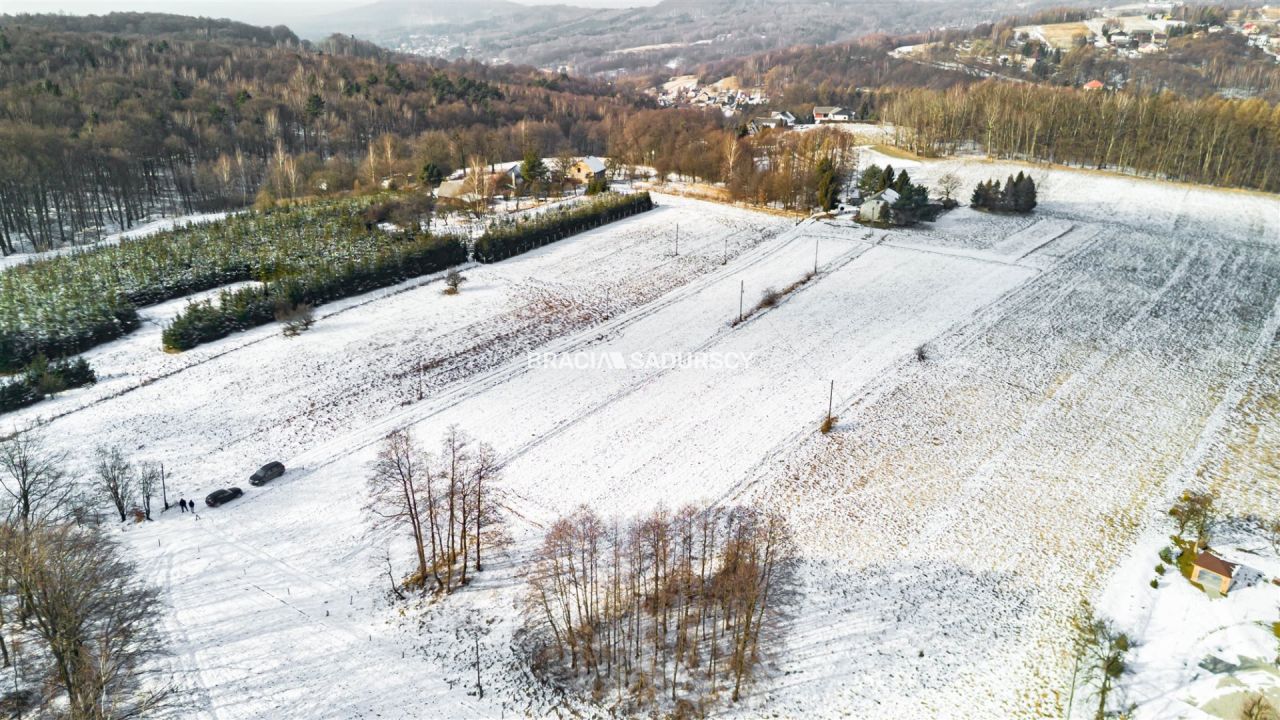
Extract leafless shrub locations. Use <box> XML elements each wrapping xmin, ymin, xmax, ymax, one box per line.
<box><xmin>758</xmin><ymin>287</ymin><xmax>781</xmax><ymax>309</ymax></box>
<box><xmin>276</xmin><ymin>301</ymin><xmax>315</xmax><ymax>337</ymax></box>
<box><xmin>444</xmin><ymin>269</ymin><xmax>467</xmax><ymax>295</ymax></box>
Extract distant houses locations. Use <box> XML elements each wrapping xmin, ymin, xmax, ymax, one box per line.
<box><xmin>748</xmin><ymin>117</ymin><xmax>779</xmax><ymax>134</ymax></box>
<box><xmin>748</xmin><ymin>111</ymin><xmax>798</xmax><ymax>134</ymax></box>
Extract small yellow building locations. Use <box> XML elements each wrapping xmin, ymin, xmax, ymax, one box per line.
<box><xmin>1191</xmin><ymin>550</ymin><xmax>1237</xmax><ymax>595</ymax></box>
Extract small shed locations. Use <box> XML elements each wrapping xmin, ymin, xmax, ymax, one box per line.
<box><xmin>568</xmin><ymin>156</ymin><xmax>607</xmax><ymax>183</ymax></box>
<box><xmin>1191</xmin><ymin>550</ymin><xmax>1238</xmax><ymax>595</ymax></box>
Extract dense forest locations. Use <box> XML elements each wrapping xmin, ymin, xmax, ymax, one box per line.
<box><xmin>883</xmin><ymin>81</ymin><xmax>1280</xmax><ymax>192</ymax></box>
<box><xmin>0</xmin><ymin>13</ymin><xmax>647</xmax><ymax>254</ymax></box>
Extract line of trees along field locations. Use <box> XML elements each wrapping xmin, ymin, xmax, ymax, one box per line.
<box><xmin>523</xmin><ymin>504</ymin><xmax>795</xmax><ymax>715</ymax></box>
<box><xmin>0</xmin><ymin>14</ymin><xmax>645</xmax><ymax>254</ymax></box>
<box><xmin>883</xmin><ymin>80</ymin><xmax>1280</xmax><ymax>192</ymax></box>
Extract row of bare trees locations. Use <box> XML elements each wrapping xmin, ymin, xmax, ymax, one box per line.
<box><xmin>366</xmin><ymin>427</ymin><xmax>504</xmax><ymax>596</ymax></box>
<box><xmin>882</xmin><ymin>80</ymin><xmax>1280</xmax><ymax>192</ymax></box>
<box><xmin>93</xmin><ymin>445</ymin><xmax>165</xmax><ymax>524</ymax></box>
<box><xmin>0</xmin><ymin>429</ymin><xmax>173</xmax><ymax>718</ymax></box>
<box><xmin>524</xmin><ymin>504</ymin><xmax>795</xmax><ymax>715</ymax></box>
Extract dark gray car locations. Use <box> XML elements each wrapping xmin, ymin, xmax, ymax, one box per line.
<box><xmin>249</xmin><ymin>461</ymin><xmax>286</xmax><ymax>486</ymax></box>
<box><xmin>205</xmin><ymin>487</ymin><xmax>244</xmax><ymax>507</ymax></box>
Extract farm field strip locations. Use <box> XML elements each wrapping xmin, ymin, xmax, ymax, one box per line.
<box><xmin>738</xmin><ymin>214</ymin><xmax>1280</xmax><ymax>717</ymax></box>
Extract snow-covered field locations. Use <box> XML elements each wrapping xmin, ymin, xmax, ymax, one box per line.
<box><xmin>8</xmin><ymin>164</ymin><xmax>1280</xmax><ymax>719</ymax></box>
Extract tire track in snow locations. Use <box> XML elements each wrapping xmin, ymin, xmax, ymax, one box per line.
<box><xmin>135</xmin><ymin>531</ymin><xmax>224</xmax><ymax>720</ymax></box>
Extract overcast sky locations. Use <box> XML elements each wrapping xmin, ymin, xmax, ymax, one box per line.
<box><xmin>1</xmin><ymin>0</ymin><xmax>655</xmax><ymax>26</ymax></box>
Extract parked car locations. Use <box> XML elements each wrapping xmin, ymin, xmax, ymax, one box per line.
<box><xmin>205</xmin><ymin>487</ymin><xmax>244</xmax><ymax>507</ymax></box>
<box><xmin>249</xmin><ymin>461</ymin><xmax>286</xmax><ymax>486</ymax></box>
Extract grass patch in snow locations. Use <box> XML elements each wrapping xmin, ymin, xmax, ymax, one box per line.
<box><xmin>731</xmin><ymin>270</ymin><xmax>816</xmax><ymax>327</ymax></box>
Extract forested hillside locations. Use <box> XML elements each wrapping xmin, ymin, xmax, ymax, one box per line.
<box><xmin>0</xmin><ymin>13</ymin><xmax>645</xmax><ymax>254</ymax></box>
<box><xmin>882</xmin><ymin>81</ymin><xmax>1280</xmax><ymax>192</ymax></box>
<box><xmin>693</xmin><ymin>6</ymin><xmax>1280</xmax><ymax>193</ymax></box>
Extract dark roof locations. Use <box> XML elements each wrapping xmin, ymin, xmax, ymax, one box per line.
<box><xmin>1193</xmin><ymin>550</ymin><xmax>1237</xmax><ymax>578</ymax></box>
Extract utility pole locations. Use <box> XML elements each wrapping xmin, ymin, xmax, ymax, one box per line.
<box><xmin>723</xmin><ymin>235</ymin><xmax>728</xmax><ymax>265</ymax></box>
<box><xmin>814</xmin><ymin>237</ymin><xmax>820</xmax><ymax>274</ymax></box>
<box><xmin>739</xmin><ymin>280</ymin><xmax>744</xmax><ymax>323</ymax></box>
<box><xmin>160</xmin><ymin>463</ymin><xmax>169</xmax><ymax>511</ymax></box>
<box><xmin>827</xmin><ymin>380</ymin><xmax>834</xmax><ymax>422</ymax></box>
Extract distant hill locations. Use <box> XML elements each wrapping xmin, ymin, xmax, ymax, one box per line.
<box><xmin>0</xmin><ymin>11</ymin><xmax>298</xmax><ymax>44</ymax></box>
<box><xmin>290</xmin><ymin>0</ymin><xmax>533</xmax><ymax>39</ymax></box>
<box><xmin>345</xmin><ymin>0</ymin><xmax>1075</xmax><ymax>74</ymax></box>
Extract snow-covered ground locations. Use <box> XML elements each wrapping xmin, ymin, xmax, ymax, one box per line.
<box><xmin>10</xmin><ymin>161</ymin><xmax>1280</xmax><ymax>719</ymax></box>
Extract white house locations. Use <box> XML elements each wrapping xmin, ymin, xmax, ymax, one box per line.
<box><xmin>814</xmin><ymin>105</ymin><xmax>851</xmax><ymax>123</ymax></box>
<box><xmin>770</xmin><ymin>110</ymin><xmax>797</xmax><ymax>126</ymax></box>
<box><xmin>859</xmin><ymin>188</ymin><xmax>899</xmax><ymax>223</ymax></box>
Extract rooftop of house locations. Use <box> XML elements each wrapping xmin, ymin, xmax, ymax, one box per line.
<box><xmin>576</xmin><ymin>156</ymin><xmax>607</xmax><ymax>174</ymax></box>
<box><xmin>866</xmin><ymin>188</ymin><xmax>900</xmax><ymax>204</ymax></box>
<box><xmin>1193</xmin><ymin>550</ymin><xmax>1238</xmax><ymax>578</ymax></box>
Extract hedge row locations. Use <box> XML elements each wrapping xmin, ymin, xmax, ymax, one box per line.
<box><xmin>162</xmin><ymin>232</ymin><xmax>466</xmax><ymax>351</ymax></box>
<box><xmin>0</xmin><ymin>306</ymin><xmax>139</xmax><ymax>374</ymax></box>
<box><xmin>473</xmin><ymin>192</ymin><xmax>654</xmax><ymax>263</ymax></box>
<box><xmin>0</xmin><ymin>356</ymin><xmax>96</xmax><ymax>415</ymax></box>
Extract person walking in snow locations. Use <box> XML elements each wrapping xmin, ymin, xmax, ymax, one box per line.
<box><xmin>179</xmin><ymin>499</ymin><xmax>187</xmax><ymax>513</ymax></box>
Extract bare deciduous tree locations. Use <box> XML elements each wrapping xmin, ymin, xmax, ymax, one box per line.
<box><xmin>7</xmin><ymin>523</ymin><xmax>176</xmax><ymax>719</ymax></box>
<box><xmin>369</xmin><ymin>427</ymin><xmax>506</xmax><ymax>597</ymax></box>
<box><xmin>366</xmin><ymin>430</ymin><xmax>432</xmax><ymax>592</ymax></box>
<box><xmin>137</xmin><ymin>463</ymin><xmax>161</xmax><ymax>522</ymax></box>
<box><xmin>93</xmin><ymin>445</ymin><xmax>134</xmax><ymax>523</ymax></box>
<box><xmin>524</xmin><ymin>503</ymin><xmax>795</xmax><ymax>713</ymax></box>
<box><xmin>0</xmin><ymin>428</ymin><xmax>74</xmax><ymax>532</ymax></box>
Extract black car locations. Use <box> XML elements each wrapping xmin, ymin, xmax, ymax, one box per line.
<box><xmin>249</xmin><ymin>461</ymin><xmax>286</xmax><ymax>487</ymax></box>
<box><xmin>205</xmin><ymin>487</ymin><xmax>244</xmax><ymax>507</ymax></box>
